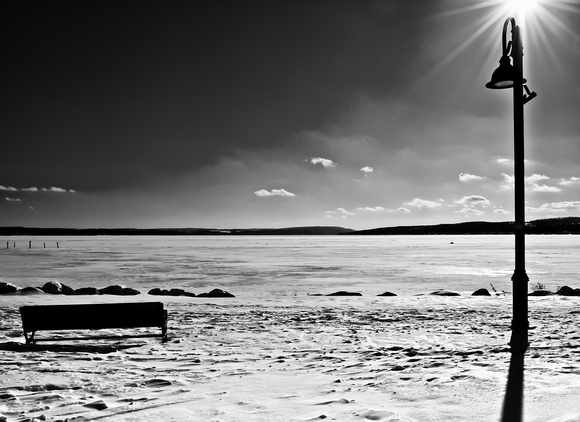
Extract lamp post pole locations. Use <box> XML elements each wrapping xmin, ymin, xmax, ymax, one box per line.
<box><xmin>486</xmin><ymin>17</ymin><xmax>536</xmax><ymax>353</ymax></box>
<box><xmin>510</xmin><ymin>21</ymin><xmax>529</xmax><ymax>353</ymax></box>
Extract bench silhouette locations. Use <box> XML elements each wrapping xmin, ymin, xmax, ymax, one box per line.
<box><xmin>20</xmin><ymin>302</ymin><xmax>168</xmax><ymax>344</ymax></box>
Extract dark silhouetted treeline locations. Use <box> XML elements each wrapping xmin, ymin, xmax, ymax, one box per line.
<box><xmin>0</xmin><ymin>226</ymin><xmax>354</xmax><ymax>236</ymax></box>
<box><xmin>348</xmin><ymin>217</ymin><xmax>580</xmax><ymax>235</ymax></box>
<box><xmin>1</xmin><ymin>217</ymin><xmax>579</xmax><ymax>236</ymax></box>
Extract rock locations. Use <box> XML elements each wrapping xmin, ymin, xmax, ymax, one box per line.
<box><xmin>198</xmin><ymin>288</ymin><xmax>235</xmax><ymax>298</ymax></box>
<box><xmin>148</xmin><ymin>288</ymin><xmax>164</xmax><ymax>295</ymax></box>
<box><xmin>144</xmin><ymin>378</ymin><xmax>173</xmax><ymax>387</ymax></box>
<box><xmin>326</xmin><ymin>291</ymin><xmax>362</xmax><ymax>296</ymax></box>
<box><xmin>16</xmin><ymin>286</ymin><xmax>45</xmax><ymax>295</ymax></box>
<box><xmin>149</xmin><ymin>288</ymin><xmax>181</xmax><ymax>296</ymax></box>
<box><xmin>83</xmin><ymin>400</ymin><xmax>108</xmax><ymax>410</ymax></box>
<box><xmin>61</xmin><ymin>283</ymin><xmax>75</xmax><ymax>295</ymax></box>
<box><xmin>73</xmin><ymin>287</ymin><xmax>101</xmax><ymax>295</ymax></box>
<box><xmin>97</xmin><ymin>285</ymin><xmax>140</xmax><ymax>295</ymax></box>
<box><xmin>557</xmin><ymin>285</ymin><xmax>576</xmax><ymax>296</ymax></box>
<box><xmin>99</xmin><ymin>285</ymin><xmax>124</xmax><ymax>295</ymax></box>
<box><xmin>149</xmin><ymin>287</ymin><xmax>196</xmax><ymax>296</ymax></box>
<box><xmin>41</xmin><ymin>280</ymin><xmax>64</xmax><ymax>294</ymax></box>
<box><xmin>44</xmin><ymin>383</ymin><xmax>67</xmax><ymax>391</ymax></box>
<box><xmin>168</xmin><ymin>288</ymin><xmax>186</xmax><ymax>296</ymax></box>
<box><xmin>472</xmin><ymin>288</ymin><xmax>491</xmax><ymax>296</ymax></box>
<box><xmin>528</xmin><ymin>289</ymin><xmax>553</xmax><ymax>296</ymax></box>
<box><xmin>377</xmin><ymin>291</ymin><xmax>397</xmax><ymax>296</ymax></box>
<box><xmin>429</xmin><ymin>290</ymin><xmax>461</xmax><ymax>296</ymax></box>
<box><xmin>121</xmin><ymin>287</ymin><xmax>141</xmax><ymax>295</ymax></box>
<box><xmin>0</xmin><ymin>282</ymin><xmax>18</xmax><ymax>294</ymax></box>
<box><xmin>39</xmin><ymin>281</ymin><xmax>74</xmax><ymax>295</ymax></box>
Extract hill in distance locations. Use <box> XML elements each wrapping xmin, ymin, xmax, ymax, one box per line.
<box><xmin>0</xmin><ymin>226</ymin><xmax>354</xmax><ymax>236</ymax></box>
<box><xmin>1</xmin><ymin>217</ymin><xmax>579</xmax><ymax>236</ymax></box>
<box><xmin>347</xmin><ymin>217</ymin><xmax>580</xmax><ymax>235</ymax></box>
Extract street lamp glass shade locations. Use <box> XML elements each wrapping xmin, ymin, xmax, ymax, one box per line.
<box><xmin>485</xmin><ymin>55</ymin><xmax>526</xmax><ymax>89</ymax></box>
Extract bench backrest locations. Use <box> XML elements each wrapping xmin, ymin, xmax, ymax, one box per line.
<box><xmin>20</xmin><ymin>302</ymin><xmax>166</xmax><ymax>331</ymax></box>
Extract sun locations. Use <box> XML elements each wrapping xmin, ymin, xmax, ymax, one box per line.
<box><xmin>505</xmin><ymin>0</ymin><xmax>540</xmax><ymax>18</ymax></box>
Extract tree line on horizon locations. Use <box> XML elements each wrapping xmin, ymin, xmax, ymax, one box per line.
<box><xmin>1</xmin><ymin>217</ymin><xmax>579</xmax><ymax>236</ymax></box>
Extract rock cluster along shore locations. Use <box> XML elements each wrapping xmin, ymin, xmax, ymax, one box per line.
<box><xmin>0</xmin><ymin>281</ymin><xmax>235</xmax><ymax>298</ymax></box>
<box><xmin>319</xmin><ymin>287</ymin><xmax>580</xmax><ymax>297</ymax></box>
<box><xmin>528</xmin><ymin>285</ymin><xmax>580</xmax><ymax>296</ymax></box>
<box><xmin>2</xmin><ymin>282</ymin><xmax>580</xmax><ymax>298</ymax></box>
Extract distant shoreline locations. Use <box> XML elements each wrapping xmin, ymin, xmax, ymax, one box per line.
<box><xmin>1</xmin><ymin>217</ymin><xmax>579</xmax><ymax>236</ymax></box>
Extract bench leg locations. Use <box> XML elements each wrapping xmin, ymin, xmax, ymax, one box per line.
<box><xmin>161</xmin><ymin>325</ymin><xmax>168</xmax><ymax>343</ymax></box>
<box><xmin>24</xmin><ymin>331</ymin><xmax>35</xmax><ymax>345</ymax></box>
<box><xmin>161</xmin><ymin>310</ymin><xmax>168</xmax><ymax>343</ymax></box>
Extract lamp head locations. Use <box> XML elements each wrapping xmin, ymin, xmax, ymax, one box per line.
<box><xmin>485</xmin><ymin>55</ymin><xmax>526</xmax><ymax>89</ymax></box>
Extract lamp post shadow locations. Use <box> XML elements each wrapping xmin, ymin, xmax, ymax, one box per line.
<box><xmin>500</xmin><ymin>349</ymin><xmax>525</xmax><ymax>422</ymax></box>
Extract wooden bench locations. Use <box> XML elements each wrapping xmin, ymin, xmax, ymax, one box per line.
<box><xmin>19</xmin><ymin>302</ymin><xmax>168</xmax><ymax>344</ymax></box>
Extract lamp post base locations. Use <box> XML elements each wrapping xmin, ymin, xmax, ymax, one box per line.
<box><xmin>509</xmin><ymin>269</ymin><xmax>529</xmax><ymax>353</ymax></box>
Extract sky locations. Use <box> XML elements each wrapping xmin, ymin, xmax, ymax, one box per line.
<box><xmin>3</xmin><ymin>0</ymin><xmax>580</xmax><ymax>230</ymax></box>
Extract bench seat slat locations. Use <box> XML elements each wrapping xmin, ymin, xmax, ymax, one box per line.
<box><xmin>31</xmin><ymin>333</ymin><xmax>164</xmax><ymax>342</ymax></box>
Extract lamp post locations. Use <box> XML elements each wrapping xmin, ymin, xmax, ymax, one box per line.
<box><xmin>486</xmin><ymin>17</ymin><xmax>536</xmax><ymax>353</ymax></box>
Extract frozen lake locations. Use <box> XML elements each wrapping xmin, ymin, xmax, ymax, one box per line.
<box><xmin>1</xmin><ymin>235</ymin><xmax>579</xmax><ymax>297</ymax></box>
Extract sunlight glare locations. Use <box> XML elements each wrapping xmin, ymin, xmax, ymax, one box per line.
<box><xmin>505</xmin><ymin>0</ymin><xmax>540</xmax><ymax>18</ymax></box>
<box><xmin>419</xmin><ymin>0</ymin><xmax>580</xmax><ymax>91</ymax></box>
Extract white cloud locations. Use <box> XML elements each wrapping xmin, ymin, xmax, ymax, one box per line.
<box><xmin>356</xmin><ymin>206</ymin><xmax>384</xmax><ymax>212</ymax></box>
<box><xmin>404</xmin><ymin>198</ymin><xmax>442</xmax><ymax>209</ymax></box>
<box><xmin>360</xmin><ymin>166</ymin><xmax>373</xmax><ymax>173</ymax></box>
<box><xmin>559</xmin><ymin>177</ymin><xmax>580</xmax><ymax>186</ymax></box>
<box><xmin>5</xmin><ymin>197</ymin><xmax>21</xmax><ymax>202</ymax></box>
<box><xmin>454</xmin><ymin>195</ymin><xmax>489</xmax><ymax>215</ymax></box>
<box><xmin>458</xmin><ymin>173</ymin><xmax>484</xmax><ymax>182</ymax></box>
<box><xmin>254</xmin><ymin>188</ymin><xmax>296</xmax><ymax>197</ymax></box>
<box><xmin>41</xmin><ymin>187</ymin><xmax>68</xmax><ymax>193</ymax></box>
<box><xmin>397</xmin><ymin>207</ymin><xmax>411</xmax><ymax>213</ymax></box>
<box><xmin>456</xmin><ymin>207</ymin><xmax>484</xmax><ymax>216</ymax></box>
<box><xmin>527</xmin><ymin>174</ymin><xmax>561</xmax><ymax>192</ymax></box>
<box><xmin>500</xmin><ymin>173</ymin><xmax>560</xmax><ymax>192</ymax></box>
<box><xmin>309</xmin><ymin>157</ymin><xmax>336</xmax><ymax>168</ymax></box>
<box><xmin>500</xmin><ymin>174</ymin><xmax>513</xmax><ymax>189</ymax></box>
<box><xmin>532</xmin><ymin>184</ymin><xmax>562</xmax><ymax>192</ymax></box>
<box><xmin>494</xmin><ymin>208</ymin><xmax>511</xmax><ymax>214</ymax></box>
<box><xmin>1</xmin><ymin>186</ymin><xmax>75</xmax><ymax>193</ymax></box>
<box><xmin>325</xmin><ymin>208</ymin><xmax>355</xmax><ymax>220</ymax></box>
<box><xmin>495</xmin><ymin>158</ymin><xmax>531</xmax><ymax>165</ymax></box>
<box><xmin>532</xmin><ymin>201</ymin><xmax>580</xmax><ymax>212</ymax></box>
<box><xmin>496</xmin><ymin>158</ymin><xmax>512</xmax><ymax>165</ymax></box>
<box><xmin>455</xmin><ymin>195</ymin><xmax>490</xmax><ymax>206</ymax></box>
<box><xmin>337</xmin><ymin>207</ymin><xmax>354</xmax><ymax>216</ymax></box>
<box><xmin>526</xmin><ymin>174</ymin><xmax>550</xmax><ymax>183</ymax></box>
<box><xmin>325</xmin><ymin>208</ymin><xmax>355</xmax><ymax>219</ymax></box>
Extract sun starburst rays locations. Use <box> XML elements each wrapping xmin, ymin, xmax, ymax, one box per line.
<box><xmin>421</xmin><ymin>0</ymin><xmax>580</xmax><ymax>89</ymax></box>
